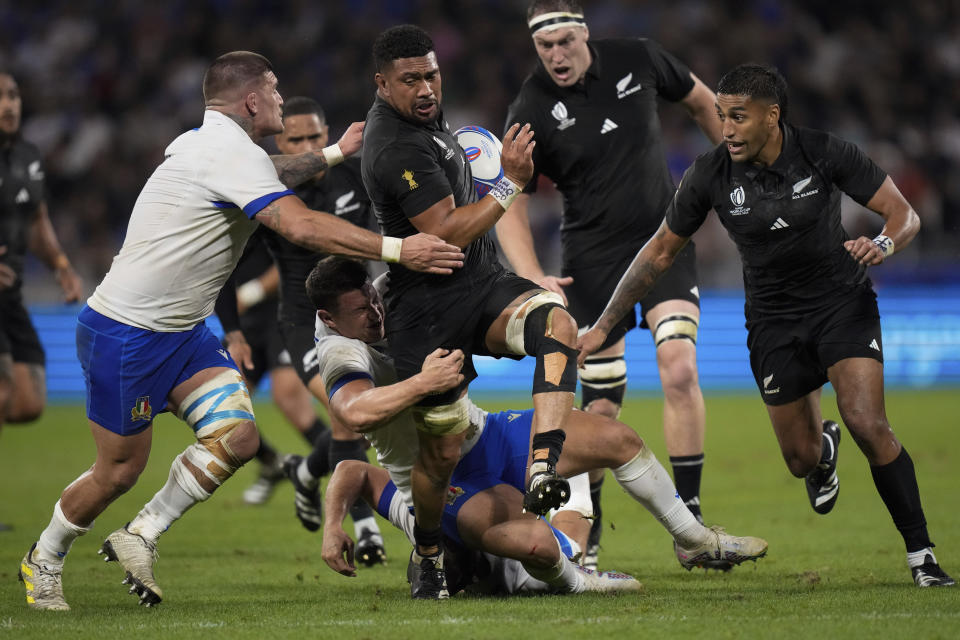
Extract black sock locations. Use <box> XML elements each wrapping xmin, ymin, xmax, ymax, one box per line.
<box><xmin>303</xmin><ymin>417</ymin><xmax>329</xmax><ymax>447</ymax></box>
<box><xmin>305</xmin><ymin>428</ymin><xmax>333</xmax><ymax>478</ymax></box>
<box><xmin>670</xmin><ymin>453</ymin><xmax>704</xmax><ymax>523</ymax></box>
<box><xmin>255</xmin><ymin>436</ymin><xmax>279</xmax><ymax>468</ymax></box>
<box><xmin>414</xmin><ymin>523</ymin><xmax>443</xmax><ymax>555</ymax></box>
<box><xmin>871</xmin><ymin>447</ymin><xmax>932</xmax><ymax>553</ymax></box>
<box><xmin>531</xmin><ymin>429</ymin><xmax>566</xmax><ymax>465</ymax></box>
<box><xmin>588</xmin><ymin>477</ymin><xmax>604</xmax><ymax>545</ymax></box>
<box><xmin>330</xmin><ymin>438</ymin><xmax>375</xmax><ymax>522</ymax></box>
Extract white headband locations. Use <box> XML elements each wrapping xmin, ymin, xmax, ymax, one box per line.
<box><xmin>528</xmin><ymin>11</ymin><xmax>586</xmax><ymax>35</ymax></box>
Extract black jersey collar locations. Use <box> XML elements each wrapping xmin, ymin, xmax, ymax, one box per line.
<box><xmin>373</xmin><ymin>92</ymin><xmax>444</xmax><ymax>132</ymax></box>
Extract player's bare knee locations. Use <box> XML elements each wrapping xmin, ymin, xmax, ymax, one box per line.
<box><xmin>657</xmin><ymin>356</ymin><xmax>699</xmax><ymax>400</ymax></box>
<box><xmin>523</xmin><ymin>525</ymin><xmax>562</xmax><ymax>569</ymax></box>
<box><xmin>96</xmin><ymin>460</ymin><xmax>145</xmax><ymax>496</ymax></box>
<box><xmin>222</xmin><ymin>419</ymin><xmax>259</xmax><ymax>464</ymax></box>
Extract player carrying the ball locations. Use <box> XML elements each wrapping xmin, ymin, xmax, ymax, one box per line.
<box><xmin>361</xmin><ymin>25</ymin><xmax>583</xmax><ymax>599</ymax></box>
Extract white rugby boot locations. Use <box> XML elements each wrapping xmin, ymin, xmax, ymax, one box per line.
<box><xmin>19</xmin><ymin>543</ymin><xmax>70</xmax><ymax>611</ymax></box>
<box><xmin>575</xmin><ymin>563</ymin><xmax>643</xmax><ymax>593</ymax></box>
<box><xmin>675</xmin><ymin>525</ymin><xmax>768</xmax><ymax>571</ymax></box>
<box><xmin>98</xmin><ymin>524</ymin><xmax>163</xmax><ymax>606</ymax></box>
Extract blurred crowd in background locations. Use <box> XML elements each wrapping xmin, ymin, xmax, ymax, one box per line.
<box><xmin>3</xmin><ymin>0</ymin><xmax>958</xmax><ymax>302</ymax></box>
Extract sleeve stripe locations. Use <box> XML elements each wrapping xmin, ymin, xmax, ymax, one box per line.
<box><xmin>211</xmin><ymin>200</ymin><xmax>239</xmax><ymax>209</ymax></box>
<box><xmin>328</xmin><ymin>371</ymin><xmax>374</xmax><ymax>400</ymax></box>
<box><xmin>242</xmin><ymin>189</ymin><xmax>295</xmax><ymax>218</ymax></box>
<box><xmin>376</xmin><ymin>480</ymin><xmax>398</xmax><ymax>519</ymax></box>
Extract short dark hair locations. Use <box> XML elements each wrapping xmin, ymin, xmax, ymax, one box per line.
<box><xmin>282</xmin><ymin>96</ymin><xmax>325</xmax><ymax>122</ymax></box>
<box><xmin>372</xmin><ymin>25</ymin><xmax>434</xmax><ymax>72</ymax></box>
<box><xmin>202</xmin><ymin>51</ymin><xmax>273</xmax><ymax>102</ymax></box>
<box><xmin>527</xmin><ymin>0</ymin><xmax>584</xmax><ymax>22</ymax></box>
<box><xmin>717</xmin><ymin>63</ymin><xmax>789</xmax><ymax>121</ymax></box>
<box><xmin>306</xmin><ymin>256</ymin><xmax>370</xmax><ymax>313</ymax></box>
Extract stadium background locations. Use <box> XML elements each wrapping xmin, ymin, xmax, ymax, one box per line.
<box><xmin>2</xmin><ymin>0</ymin><xmax>959</xmax><ymax>397</ymax></box>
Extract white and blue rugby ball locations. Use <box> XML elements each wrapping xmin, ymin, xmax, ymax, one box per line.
<box><xmin>454</xmin><ymin>125</ymin><xmax>503</xmax><ymax>199</ymax></box>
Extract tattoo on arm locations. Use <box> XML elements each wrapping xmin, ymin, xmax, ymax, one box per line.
<box><xmin>270</xmin><ymin>152</ymin><xmax>329</xmax><ymax>188</ymax></box>
<box><xmin>598</xmin><ymin>227</ymin><xmax>674</xmax><ymax>332</ymax></box>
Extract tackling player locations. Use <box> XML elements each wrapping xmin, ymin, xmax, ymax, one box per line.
<box><xmin>298</xmin><ymin>255</ymin><xmax>767</xmax><ymax>598</ymax></box>
<box><xmin>579</xmin><ymin>63</ymin><xmax>954</xmax><ymax>588</ymax></box>
<box><xmin>18</xmin><ymin>51</ymin><xmax>463</xmax><ymax>611</ymax></box>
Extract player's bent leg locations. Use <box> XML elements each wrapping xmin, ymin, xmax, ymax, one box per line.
<box><xmin>493</xmin><ymin>291</ymin><xmax>578</xmax><ymax>515</ymax></box>
<box><xmin>5</xmin><ymin>362</ymin><xmax>46</xmax><ymax>423</ymax></box>
<box><xmin>829</xmin><ymin>358</ymin><xmax>953</xmax><ymax>586</ymax></box>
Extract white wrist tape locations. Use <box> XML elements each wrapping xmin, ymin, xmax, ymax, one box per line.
<box><xmin>381</xmin><ymin>236</ymin><xmax>403</xmax><ymax>263</ymax></box>
<box><xmin>489</xmin><ymin>176</ymin><xmax>521</xmax><ymax>211</ymax></box>
<box><xmin>321</xmin><ymin>144</ymin><xmax>344</xmax><ymax>168</ymax></box>
<box><xmin>236</xmin><ymin>280</ymin><xmax>266</xmax><ymax>307</ymax></box>
<box><xmin>872</xmin><ymin>234</ymin><xmax>894</xmax><ymax>257</ymax></box>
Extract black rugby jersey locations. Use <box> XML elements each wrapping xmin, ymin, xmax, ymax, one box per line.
<box><xmin>361</xmin><ymin>94</ymin><xmax>503</xmax><ymax>306</ymax></box>
<box><xmin>665</xmin><ymin>124</ymin><xmax>887</xmax><ymax>318</ymax></box>
<box><xmin>504</xmin><ymin>39</ymin><xmax>694</xmax><ymax>268</ymax></box>
<box><xmin>261</xmin><ymin>157</ymin><xmax>373</xmax><ymax>324</ymax></box>
<box><xmin>0</xmin><ymin>137</ymin><xmax>46</xmax><ymax>296</ymax></box>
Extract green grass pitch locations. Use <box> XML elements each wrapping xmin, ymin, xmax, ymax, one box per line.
<box><xmin>1</xmin><ymin>390</ymin><xmax>957</xmax><ymax>638</ymax></box>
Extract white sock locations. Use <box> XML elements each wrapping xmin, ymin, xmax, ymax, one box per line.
<box><xmin>128</xmin><ymin>455</ymin><xmax>211</xmax><ymax>544</ymax></box>
<box><xmin>36</xmin><ymin>500</ymin><xmax>91</xmax><ymax>564</ymax></box>
<box><xmin>907</xmin><ymin>547</ymin><xmax>937</xmax><ymax>568</ymax></box>
<box><xmin>353</xmin><ymin>515</ymin><xmax>382</xmax><ymax>542</ymax></box>
<box><xmin>297</xmin><ymin>460</ymin><xmax>319</xmax><ymax>491</ymax></box>
<box><xmin>523</xmin><ymin>555</ymin><xmax>585</xmax><ymax>593</ymax></box>
<box><xmin>612</xmin><ymin>446</ymin><xmax>710</xmax><ymax>547</ymax></box>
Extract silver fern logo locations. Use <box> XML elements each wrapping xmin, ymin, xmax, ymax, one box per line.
<box><xmin>616</xmin><ymin>72</ymin><xmax>642</xmax><ymax>99</ymax></box>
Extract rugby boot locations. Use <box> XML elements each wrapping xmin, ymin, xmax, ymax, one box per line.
<box><xmin>19</xmin><ymin>543</ymin><xmax>70</xmax><ymax>610</ymax></box>
<box><xmin>408</xmin><ymin>548</ymin><xmax>449</xmax><ymax>599</ymax></box>
<box><xmin>523</xmin><ymin>461</ymin><xmax>570</xmax><ymax>516</ymax></box>
<box><xmin>356</xmin><ymin>528</ymin><xmax>387</xmax><ymax>567</ymax></box>
<box><xmin>675</xmin><ymin>525</ymin><xmax>768</xmax><ymax>571</ymax></box>
<box><xmin>242</xmin><ymin>457</ymin><xmax>286</xmax><ymax>506</ymax></box>
<box><xmin>283</xmin><ymin>454</ymin><xmax>323</xmax><ymax>532</ymax></box>
<box><xmin>574</xmin><ymin>562</ymin><xmax>643</xmax><ymax>593</ymax></box>
<box><xmin>912</xmin><ymin>554</ymin><xmax>956</xmax><ymax>587</ymax></box>
<box><xmin>99</xmin><ymin>525</ymin><xmax>162</xmax><ymax>606</ymax></box>
<box><xmin>805</xmin><ymin>420</ymin><xmax>841</xmax><ymax>514</ymax></box>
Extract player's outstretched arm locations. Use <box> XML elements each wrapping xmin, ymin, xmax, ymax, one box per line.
<box><xmin>329</xmin><ymin>348</ymin><xmax>465</xmax><ymax>433</ymax></box>
<box><xmin>270</xmin><ymin>121</ymin><xmax>365</xmax><ymax>187</ymax></box>
<box><xmin>255</xmin><ymin>196</ymin><xmax>463</xmax><ymax>274</ymax></box>
<box><xmin>578</xmin><ymin>221</ymin><xmax>689</xmax><ymax>366</ymax></box>
<box><xmin>843</xmin><ymin>176</ymin><xmax>921</xmax><ymax>266</ymax></box>
<box><xmin>495</xmin><ymin>193</ymin><xmax>572</xmax><ymax>304</ymax></box>
<box><xmin>408</xmin><ymin>123</ymin><xmax>536</xmax><ymax>248</ymax></box>
<box><xmin>322</xmin><ymin>460</ymin><xmax>390</xmax><ymax>577</ymax></box>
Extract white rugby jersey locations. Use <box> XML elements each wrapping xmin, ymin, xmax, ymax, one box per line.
<box><xmin>315</xmin><ymin>319</ymin><xmax>486</xmax><ymax>505</ymax></box>
<box><xmin>88</xmin><ymin>110</ymin><xmax>293</xmax><ymax>330</ymax></box>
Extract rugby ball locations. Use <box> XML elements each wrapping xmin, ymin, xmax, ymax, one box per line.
<box><xmin>454</xmin><ymin>125</ymin><xmax>503</xmax><ymax>198</ymax></box>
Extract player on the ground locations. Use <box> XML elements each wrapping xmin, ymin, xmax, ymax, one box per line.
<box><xmin>18</xmin><ymin>50</ymin><xmax>463</xmax><ymax>611</ymax></box>
<box><xmin>578</xmin><ymin>63</ymin><xmax>954</xmax><ymax>588</ymax></box>
<box><xmin>219</xmin><ymin>95</ymin><xmax>387</xmax><ymax>563</ymax></box>
<box><xmin>362</xmin><ymin>25</ymin><xmax>583</xmax><ymax>598</ymax></box>
<box><xmin>498</xmin><ymin>0</ymin><xmax>722</xmax><ymax>567</ymax></box>
<box><xmin>301</xmin><ymin>256</ymin><xmax>766</xmax><ymax>598</ymax></box>
<box><xmin>215</xmin><ymin>229</ymin><xmax>328</xmax><ymax>506</ymax></box>
<box><xmin>0</xmin><ymin>70</ymin><xmax>83</xmax><ymax>532</ymax></box>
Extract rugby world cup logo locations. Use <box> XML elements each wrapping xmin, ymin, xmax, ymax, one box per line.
<box><xmin>730</xmin><ymin>186</ymin><xmax>745</xmax><ymax>207</ymax></box>
<box><xmin>551</xmin><ymin>101</ymin><xmax>576</xmax><ymax>130</ymax></box>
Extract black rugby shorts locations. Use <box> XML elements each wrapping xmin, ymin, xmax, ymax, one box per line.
<box><xmin>564</xmin><ymin>240</ymin><xmax>700</xmax><ymax>350</ymax></box>
<box><xmin>279</xmin><ymin>321</ymin><xmax>323</xmax><ymax>387</ymax></box>
<box><xmin>746</xmin><ymin>288</ymin><xmax>883</xmax><ymax>406</ymax></box>
<box><xmin>0</xmin><ymin>297</ymin><xmax>46</xmax><ymax>365</ymax></box>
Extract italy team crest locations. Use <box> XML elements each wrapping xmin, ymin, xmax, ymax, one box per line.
<box><xmin>446</xmin><ymin>486</ymin><xmax>465</xmax><ymax>505</ymax></box>
<box><xmin>131</xmin><ymin>396</ymin><xmax>152</xmax><ymax>422</ymax></box>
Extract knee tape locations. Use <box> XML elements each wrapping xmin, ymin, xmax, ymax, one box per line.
<box><xmin>504</xmin><ymin>291</ymin><xmax>566</xmax><ymax>356</ymax></box>
<box><xmin>523</xmin><ymin>304</ymin><xmax>577</xmax><ymax>395</ymax></box>
<box><xmin>579</xmin><ymin>355</ymin><xmax>627</xmax><ymax>409</ymax></box>
<box><xmin>653</xmin><ymin>313</ymin><xmax>698</xmax><ymax>347</ymax></box>
<box><xmin>177</xmin><ymin>369</ymin><xmax>254</xmax><ymax>486</ymax></box>
<box><xmin>412</xmin><ymin>395</ymin><xmax>472</xmax><ymax>436</ymax></box>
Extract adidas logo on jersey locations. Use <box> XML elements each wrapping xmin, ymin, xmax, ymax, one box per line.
<box><xmin>770</xmin><ymin>218</ymin><xmax>790</xmax><ymax>230</ymax></box>
<box><xmin>15</xmin><ymin>188</ymin><xmax>30</xmax><ymax>204</ymax></box>
<box><xmin>869</xmin><ymin>338</ymin><xmax>880</xmax><ymax>351</ymax></box>
<box><xmin>601</xmin><ymin>118</ymin><xmax>618</xmax><ymax>134</ymax></box>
